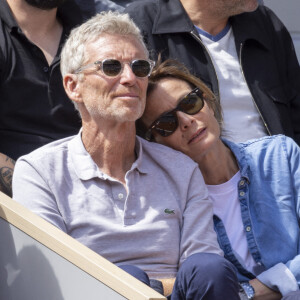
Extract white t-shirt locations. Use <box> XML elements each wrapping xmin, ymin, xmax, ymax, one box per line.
<box><xmin>197</xmin><ymin>25</ymin><xmax>268</xmax><ymax>143</ymax></box>
<box><xmin>207</xmin><ymin>171</ymin><xmax>259</xmax><ymax>274</ymax></box>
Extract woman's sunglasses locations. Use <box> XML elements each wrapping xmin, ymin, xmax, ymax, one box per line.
<box><xmin>75</xmin><ymin>59</ymin><xmax>155</xmax><ymax>78</ymax></box>
<box><xmin>145</xmin><ymin>87</ymin><xmax>205</xmax><ymax>140</ymax></box>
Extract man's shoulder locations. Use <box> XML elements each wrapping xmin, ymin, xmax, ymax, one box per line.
<box><xmin>233</xmin><ymin>5</ymin><xmax>283</xmax><ymax>30</ymax></box>
<box><xmin>19</xmin><ymin>135</ymin><xmax>75</xmax><ymax>165</ymax></box>
<box><xmin>125</xmin><ymin>0</ymin><xmax>158</xmax><ymax>22</ymax></box>
<box><xmin>139</xmin><ymin>137</ymin><xmax>198</xmax><ymax>170</ymax></box>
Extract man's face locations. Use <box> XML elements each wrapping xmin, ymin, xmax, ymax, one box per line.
<box><xmin>76</xmin><ymin>34</ymin><xmax>149</xmax><ymax>125</ymax></box>
<box><xmin>24</xmin><ymin>0</ymin><xmax>66</xmax><ymax>10</ymax></box>
<box><xmin>208</xmin><ymin>0</ymin><xmax>259</xmax><ymax>17</ymax></box>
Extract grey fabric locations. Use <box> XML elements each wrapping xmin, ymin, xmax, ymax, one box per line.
<box><xmin>13</xmin><ymin>132</ymin><xmax>222</xmax><ymax>279</ymax></box>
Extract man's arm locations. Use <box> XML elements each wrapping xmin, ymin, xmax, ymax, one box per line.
<box><xmin>0</xmin><ymin>152</ymin><xmax>15</xmax><ymax>197</ymax></box>
<box><xmin>12</xmin><ymin>156</ymin><xmax>67</xmax><ymax>232</ymax></box>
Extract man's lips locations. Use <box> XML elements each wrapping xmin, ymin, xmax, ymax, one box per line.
<box><xmin>116</xmin><ymin>93</ymin><xmax>139</xmax><ymax>98</ymax></box>
<box><xmin>188</xmin><ymin>128</ymin><xmax>206</xmax><ymax>144</ymax></box>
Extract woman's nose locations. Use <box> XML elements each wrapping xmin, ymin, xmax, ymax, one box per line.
<box><xmin>177</xmin><ymin>111</ymin><xmax>194</xmax><ymax>130</ymax></box>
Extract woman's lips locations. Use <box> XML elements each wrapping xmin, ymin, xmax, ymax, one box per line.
<box><xmin>188</xmin><ymin>128</ymin><xmax>206</xmax><ymax>144</ymax></box>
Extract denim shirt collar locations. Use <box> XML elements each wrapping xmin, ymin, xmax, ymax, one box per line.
<box><xmin>222</xmin><ymin>138</ymin><xmax>251</xmax><ymax>183</ymax></box>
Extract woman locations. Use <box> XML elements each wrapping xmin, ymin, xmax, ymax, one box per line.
<box><xmin>138</xmin><ymin>59</ymin><xmax>300</xmax><ymax>300</ymax></box>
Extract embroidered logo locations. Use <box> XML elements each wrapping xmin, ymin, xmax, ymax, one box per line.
<box><xmin>164</xmin><ymin>208</ymin><xmax>175</xmax><ymax>215</ymax></box>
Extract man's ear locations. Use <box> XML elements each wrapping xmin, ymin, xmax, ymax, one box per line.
<box><xmin>63</xmin><ymin>74</ymin><xmax>83</xmax><ymax>104</ymax></box>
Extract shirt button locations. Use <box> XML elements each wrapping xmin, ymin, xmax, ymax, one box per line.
<box><xmin>239</xmin><ymin>191</ymin><xmax>245</xmax><ymax>197</ymax></box>
<box><xmin>246</xmin><ymin>226</ymin><xmax>251</xmax><ymax>232</ymax></box>
<box><xmin>118</xmin><ymin>193</ymin><xmax>124</xmax><ymax>200</ymax></box>
<box><xmin>239</xmin><ymin>180</ymin><xmax>245</xmax><ymax>186</ymax></box>
<box><xmin>43</xmin><ymin>66</ymin><xmax>49</xmax><ymax>72</ymax></box>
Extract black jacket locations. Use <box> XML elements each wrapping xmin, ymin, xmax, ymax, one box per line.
<box><xmin>0</xmin><ymin>0</ymin><xmax>83</xmax><ymax>160</ymax></box>
<box><xmin>125</xmin><ymin>0</ymin><xmax>300</xmax><ymax>145</ymax></box>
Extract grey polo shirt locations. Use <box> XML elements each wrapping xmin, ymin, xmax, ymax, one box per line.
<box><xmin>13</xmin><ymin>132</ymin><xmax>222</xmax><ymax>279</ymax></box>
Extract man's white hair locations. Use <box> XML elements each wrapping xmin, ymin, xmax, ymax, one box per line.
<box><xmin>60</xmin><ymin>11</ymin><xmax>148</xmax><ymax>77</ymax></box>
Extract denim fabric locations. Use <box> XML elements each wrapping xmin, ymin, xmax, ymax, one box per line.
<box><xmin>117</xmin><ymin>265</ymin><xmax>164</xmax><ymax>294</ymax></box>
<box><xmin>214</xmin><ymin>135</ymin><xmax>300</xmax><ymax>295</ymax></box>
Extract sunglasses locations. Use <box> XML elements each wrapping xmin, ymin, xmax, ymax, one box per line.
<box><xmin>75</xmin><ymin>59</ymin><xmax>155</xmax><ymax>78</ymax></box>
<box><xmin>145</xmin><ymin>87</ymin><xmax>205</xmax><ymax>140</ymax></box>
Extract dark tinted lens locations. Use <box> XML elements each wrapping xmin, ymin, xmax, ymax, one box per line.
<box><xmin>178</xmin><ymin>93</ymin><xmax>204</xmax><ymax>115</ymax></box>
<box><xmin>154</xmin><ymin>114</ymin><xmax>178</xmax><ymax>137</ymax></box>
<box><xmin>102</xmin><ymin>59</ymin><xmax>122</xmax><ymax>76</ymax></box>
<box><xmin>132</xmin><ymin>60</ymin><xmax>151</xmax><ymax>77</ymax></box>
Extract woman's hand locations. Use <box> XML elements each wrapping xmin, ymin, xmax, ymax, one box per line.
<box><xmin>250</xmin><ymin>278</ymin><xmax>281</xmax><ymax>300</ymax></box>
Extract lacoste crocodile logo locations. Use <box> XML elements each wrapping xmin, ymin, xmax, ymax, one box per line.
<box><xmin>164</xmin><ymin>208</ymin><xmax>175</xmax><ymax>214</ymax></box>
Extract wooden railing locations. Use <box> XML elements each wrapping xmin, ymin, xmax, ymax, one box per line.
<box><xmin>0</xmin><ymin>191</ymin><xmax>166</xmax><ymax>300</ymax></box>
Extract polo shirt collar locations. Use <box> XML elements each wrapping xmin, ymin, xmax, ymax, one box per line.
<box><xmin>69</xmin><ymin>131</ymin><xmax>148</xmax><ymax>181</ymax></box>
<box><xmin>131</xmin><ymin>136</ymin><xmax>148</xmax><ymax>175</ymax></box>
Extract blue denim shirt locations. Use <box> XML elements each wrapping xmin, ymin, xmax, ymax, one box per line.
<box><xmin>214</xmin><ymin>135</ymin><xmax>300</xmax><ymax>296</ymax></box>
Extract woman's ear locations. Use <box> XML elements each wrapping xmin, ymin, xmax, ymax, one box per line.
<box><xmin>63</xmin><ymin>74</ymin><xmax>83</xmax><ymax>104</ymax></box>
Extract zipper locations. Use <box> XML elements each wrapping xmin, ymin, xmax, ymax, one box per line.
<box><xmin>239</xmin><ymin>42</ymin><xmax>271</xmax><ymax>136</ymax></box>
<box><xmin>190</xmin><ymin>30</ymin><xmax>221</xmax><ymax>102</ymax></box>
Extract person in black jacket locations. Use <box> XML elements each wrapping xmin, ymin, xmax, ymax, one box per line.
<box><xmin>125</xmin><ymin>0</ymin><xmax>300</xmax><ymax>146</ymax></box>
<box><xmin>0</xmin><ymin>0</ymin><xmax>83</xmax><ymax>196</ymax></box>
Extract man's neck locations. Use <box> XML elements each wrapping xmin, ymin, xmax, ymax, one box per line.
<box><xmin>6</xmin><ymin>0</ymin><xmax>62</xmax><ymax>65</ymax></box>
<box><xmin>180</xmin><ymin>0</ymin><xmax>229</xmax><ymax>36</ymax></box>
<box><xmin>7</xmin><ymin>0</ymin><xmax>59</xmax><ymax>34</ymax></box>
<box><xmin>81</xmin><ymin>121</ymin><xmax>137</xmax><ymax>185</ymax></box>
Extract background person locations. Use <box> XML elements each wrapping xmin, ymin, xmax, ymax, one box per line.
<box><xmin>13</xmin><ymin>12</ymin><xmax>240</xmax><ymax>299</ymax></box>
<box><xmin>125</xmin><ymin>0</ymin><xmax>300</xmax><ymax>145</ymax></box>
<box><xmin>0</xmin><ymin>0</ymin><xmax>83</xmax><ymax>195</ymax></box>
<box><xmin>139</xmin><ymin>59</ymin><xmax>300</xmax><ymax>300</ymax></box>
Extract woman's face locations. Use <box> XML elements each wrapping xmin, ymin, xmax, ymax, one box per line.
<box><xmin>142</xmin><ymin>78</ymin><xmax>221</xmax><ymax>161</ymax></box>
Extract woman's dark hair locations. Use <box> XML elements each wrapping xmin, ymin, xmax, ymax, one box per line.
<box><xmin>137</xmin><ymin>57</ymin><xmax>223</xmax><ymax>139</ymax></box>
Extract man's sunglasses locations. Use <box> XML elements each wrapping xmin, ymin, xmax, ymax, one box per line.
<box><xmin>75</xmin><ymin>59</ymin><xmax>155</xmax><ymax>78</ymax></box>
<box><xmin>145</xmin><ymin>87</ymin><xmax>205</xmax><ymax>140</ymax></box>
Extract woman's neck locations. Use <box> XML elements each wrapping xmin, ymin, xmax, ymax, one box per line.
<box><xmin>196</xmin><ymin>141</ymin><xmax>239</xmax><ymax>185</ymax></box>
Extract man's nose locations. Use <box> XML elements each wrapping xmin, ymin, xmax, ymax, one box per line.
<box><xmin>119</xmin><ymin>63</ymin><xmax>137</xmax><ymax>85</ymax></box>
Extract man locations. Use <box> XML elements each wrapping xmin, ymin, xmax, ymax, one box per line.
<box><xmin>0</xmin><ymin>0</ymin><xmax>83</xmax><ymax>195</ymax></box>
<box><xmin>13</xmin><ymin>11</ymin><xmax>240</xmax><ymax>299</ymax></box>
<box><xmin>125</xmin><ymin>0</ymin><xmax>300</xmax><ymax>145</ymax></box>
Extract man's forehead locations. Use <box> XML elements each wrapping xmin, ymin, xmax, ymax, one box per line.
<box><xmin>86</xmin><ymin>34</ymin><xmax>147</xmax><ymax>60</ymax></box>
